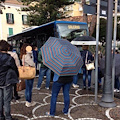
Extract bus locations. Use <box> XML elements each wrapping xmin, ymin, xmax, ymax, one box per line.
<box><xmin>7</xmin><ymin>20</ymin><xmax>89</xmax><ymax>53</ymax></box>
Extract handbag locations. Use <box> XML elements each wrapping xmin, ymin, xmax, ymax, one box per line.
<box><xmin>85</xmin><ymin>51</ymin><xmax>95</xmax><ymax>70</ymax></box>
<box><xmin>16</xmin><ymin>80</ymin><xmax>26</xmax><ymax>91</ymax></box>
<box><xmin>18</xmin><ymin>55</ymin><xmax>36</xmax><ymax>79</ymax></box>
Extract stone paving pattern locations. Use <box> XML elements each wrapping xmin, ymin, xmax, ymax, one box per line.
<box><xmin>11</xmin><ymin>78</ymin><xmax>120</xmax><ymax>120</ymax></box>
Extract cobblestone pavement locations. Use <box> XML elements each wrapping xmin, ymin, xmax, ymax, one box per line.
<box><xmin>11</xmin><ymin>78</ymin><xmax>120</xmax><ymax>120</ymax></box>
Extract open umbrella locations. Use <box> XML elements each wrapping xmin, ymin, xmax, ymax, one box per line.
<box><xmin>41</xmin><ymin>37</ymin><xmax>83</xmax><ymax>76</ymax></box>
<box><xmin>71</xmin><ymin>36</ymin><xmax>97</xmax><ymax>45</ymax></box>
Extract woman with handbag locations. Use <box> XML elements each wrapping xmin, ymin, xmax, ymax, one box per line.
<box><xmin>80</xmin><ymin>45</ymin><xmax>94</xmax><ymax>90</ymax></box>
<box><xmin>0</xmin><ymin>40</ymin><xmax>19</xmax><ymax>120</ymax></box>
<box><xmin>20</xmin><ymin>43</ymin><xmax>36</xmax><ymax>107</ymax></box>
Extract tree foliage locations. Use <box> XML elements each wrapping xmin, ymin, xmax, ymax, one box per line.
<box><xmin>0</xmin><ymin>0</ymin><xmax>5</xmax><ymax>3</ymax></box>
<box><xmin>92</xmin><ymin>17</ymin><xmax>120</xmax><ymax>44</ymax></box>
<box><xmin>21</xmin><ymin>0</ymin><xmax>74</xmax><ymax>26</ymax></box>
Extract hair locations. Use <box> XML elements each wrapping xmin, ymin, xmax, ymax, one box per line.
<box><xmin>82</xmin><ymin>45</ymin><xmax>89</xmax><ymax>50</ymax></box>
<box><xmin>8</xmin><ymin>44</ymin><xmax>13</xmax><ymax>51</ymax></box>
<box><xmin>33</xmin><ymin>46</ymin><xmax>37</xmax><ymax>50</ymax></box>
<box><xmin>20</xmin><ymin>43</ymin><xmax>30</xmax><ymax>59</ymax></box>
<box><xmin>0</xmin><ymin>40</ymin><xmax>10</xmax><ymax>52</ymax></box>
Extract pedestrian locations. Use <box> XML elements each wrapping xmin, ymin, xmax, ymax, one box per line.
<box><xmin>113</xmin><ymin>50</ymin><xmax>120</xmax><ymax>92</ymax></box>
<box><xmin>98</xmin><ymin>50</ymin><xmax>104</xmax><ymax>89</ymax></box>
<box><xmin>0</xmin><ymin>40</ymin><xmax>19</xmax><ymax>120</ymax></box>
<box><xmin>80</xmin><ymin>45</ymin><xmax>94</xmax><ymax>90</ymax></box>
<box><xmin>20</xmin><ymin>43</ymin><xmax>36</xmax><ymax>107</ymax></box>
<box><xmin>37</xmin><ymin>49</ymin><xmax>51</xmax><ymax>90</ymax></box>
<box><xmin>32</xmin><ymin>46</ymin><xmax>38</xmax><ymax>76</ymax></box>
<box><xmin>46</xmin><ymin>72</ymin><xmax>73</xmax><ymax>116</ymax></box>
<box><xmin>8</xmin><ymin>44</ymin><xmax>21</xmax><ymax>100</ymax></box>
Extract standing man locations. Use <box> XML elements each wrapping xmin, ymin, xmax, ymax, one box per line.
<box><xmin>37</xmin><ymin>49</ymin><xmax>51</xmax><ymax>90</ymax></box>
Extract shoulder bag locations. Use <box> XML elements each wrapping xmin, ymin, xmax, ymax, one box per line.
<box><xmin>18</xmin><ymin>55</ymin><xmax>36</xmax><ymax>79</ymax></box>
<box><xmin>85</xmin><ymin>51</ymin><xmax>95</xmax><ymax>71</ymax></box>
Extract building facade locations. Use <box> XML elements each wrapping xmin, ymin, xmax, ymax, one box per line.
<box><xmin>0</xmin><ymin>0</ymin><xmax>29</xmax><ymax>41</ymax></box>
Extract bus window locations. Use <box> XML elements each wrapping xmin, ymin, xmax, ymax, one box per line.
<box><xmin>56</xmin><ymin>23</ymin><xmax>88</xmax><ymax>41</ymax></box>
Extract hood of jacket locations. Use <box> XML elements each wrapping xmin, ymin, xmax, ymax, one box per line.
<box><xmin>0</xmin><ymin>52</ymin><xmax>10</xmax><ymax>66</ymax></box>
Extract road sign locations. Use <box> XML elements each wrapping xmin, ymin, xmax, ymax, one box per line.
<box><xmin>83</xmin><ymin>4</ymin><xmax>107</xmax><ymax>17</ymax></box>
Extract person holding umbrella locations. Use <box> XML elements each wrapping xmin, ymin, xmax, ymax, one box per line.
<box><xmin>41</xmin><ymin>37</ymin><xmax>83</xmax><ymax>116</ymax></box>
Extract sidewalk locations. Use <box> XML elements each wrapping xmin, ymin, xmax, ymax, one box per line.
<box><xmin>11</xmin><ymin>77</ymin><xmax>120</xmax><ymax>120</ymax></box>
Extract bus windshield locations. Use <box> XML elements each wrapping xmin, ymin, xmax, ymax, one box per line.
<box><xmin>56</xmin><ymin>23</ymin><xmax>88</xmax><ymax>41</ymax></box>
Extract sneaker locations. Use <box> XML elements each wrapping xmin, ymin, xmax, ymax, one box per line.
<box><xmin>88</xmin><ymin>87</ymin><xmax>91</xmax><ymax>90</ymax></box>
<box><xmin>25</xmin><ymin>101</ymin><xmax>36</xmax><ymax>107</ymax></box>
<box><xmin>35</xmin><ymin>75</ymin><xmax>39</xmax><ymax>78</ymax></box>
<box><xmin>83</xmin><ymin>86</ymin><xmax>86</xmax><ymax>90</ymax></box>
<box><xmin>116</xmin><ymin>89</ymin><xmax>120</xmax><ymax>93</ymax></box>
<box><xmin>14</xmin><ymin>96</ymin><xmax>21</xmax><ymax>100</ymax></box>
<box><xmin>72</xmin><ymin>84</ymin><xmax>79</xmax><ymax>88</ymax></box>
<box><xmin>37</xmin><ymin>87</ymin><xmax>41</xmax><ymax>90</ymax></box>
<box><xmin>62</xmin><ymin>110</ymin><xmax>68</xmax><ymax>115</ymax></box>
<box><xmin>114</xmin><ymin>89</ymin><xmax>117</xmax><ymax>92</ymax></box>
<box><xmin>45</xmin><ymin>87</ymin><xmax>49</xmax><ymax>90</ymax></box>
<box><xmin>45</xmin><ymin>112</ymin><xmax>54</xmax><ymax>117</ymax></box>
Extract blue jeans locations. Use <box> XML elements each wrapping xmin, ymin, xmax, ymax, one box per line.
<box><xmin>0</xmin><ymin>85</ymin><xmax>13</xmax><ymax>120</ymax></box>
<box><xmin>37</xmin><ymin>67</ymin><xmax>51</xmax><ymax>88</ymax></box>
<box><xmin>50</xmin><ymin>81</ymin><xmax>71</xmax><ymax>116</ymax></box>
<box><xmin>98</xmin><ymin>67</ymin><xmax>101</xmax><ymax>84</ymax></box>
<box><xmin>25</xmin><ymin>79</ymin><xmax>34</xmax><ymax>102</ymax></box>
<box><xmin>73</xmin><ymin>74</ymin><xmax>78</xmax><ymax>85</ymax></box>
<box><xmin>82</xmin><ymin>68</ymin><xmax>92</xmax><ymax>87</ymax></box>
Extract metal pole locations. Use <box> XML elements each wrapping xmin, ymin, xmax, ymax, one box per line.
<box><xmin>95</xmin><ymin>0</ymin><xmax>100</xmax><ymax>103</ymax></box>
<box><xmin>112</xmin><ymin>0</ymin><xmax>118</xmax><ymax>98</ymax></box>
<box><xmin>99</xmin><ymin>0</ymin><xmax>116</xmax><ymax>108</ymax></box>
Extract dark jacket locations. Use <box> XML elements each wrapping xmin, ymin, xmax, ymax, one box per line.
<box><xmin>80</xmin><ymin>50</ymin><xmax>94</xmax><ymax>68</ymax></box>
<box><xmin>38</xmin><ymin>50</ymin><xmax>48</xmax><ymax>68</ymax></box>
<box><xmin>0</xmin><ymin>52</ymin><xmax>19</xmax><ymax>87</ymax></box>
<box><xmin>33</xmin><ymin>50</ymin><xmax>38</xmax><ymax>63</ymax></box>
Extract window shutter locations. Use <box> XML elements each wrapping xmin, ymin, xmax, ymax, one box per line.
<box><xmin>6</xmin><ymin>13</ymin><xmax>9</xmax><ymax>23</ymax></box>
<box><xmin>12</xmin><ymin>14</ymin><xmax>14</xmax><ymax>23</ymax></box>
<box><xmin>9</xmin><ymin>28</ymin><xmax>13</xmax><ymax>36</ymax></box>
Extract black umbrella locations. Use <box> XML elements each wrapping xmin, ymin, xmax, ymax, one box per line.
<box><xmin>71</xmin><ymin>36</ymin><xmax>97</xmax><ymax>45</ymax></box>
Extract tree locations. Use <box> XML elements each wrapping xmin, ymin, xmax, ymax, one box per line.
<box><xmin>92</xmin><ymin>18</ymin><xmax>107</xmax><ymax>44</ymax></box>
<box><xmin>21</xmin><ymin>0</ymin><xmax>74</xmax><ymax>26</ymax></box>
<box><xmin>0</xmin><ymin>0</ymin><xmax>5</xmax><ymax>2</ymax></box>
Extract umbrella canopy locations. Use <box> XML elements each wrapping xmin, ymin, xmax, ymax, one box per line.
<box><xmin>41</xmin><ymin>37</ymin><xmax>83</xmax><ymax>76</ymax></box>
<box><xmin>71</xmin><ymin>36</ymin><xmax>97</xmax><ymax>45</ymax></box>
<box><xmin>99</xmin><ymin>54</ymin><xmax>120</xmax><ymax>77</ymax></box>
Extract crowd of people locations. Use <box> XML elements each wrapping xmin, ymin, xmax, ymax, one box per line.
<box><xmin>0</xmin><ymin>39</ymin><xmax>120</xmax><ymax>119</ymax></box>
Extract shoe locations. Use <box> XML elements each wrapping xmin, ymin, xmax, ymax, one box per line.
<box><xmin>35</xmin><ymin>75</ymin><xmax>39</xmax><ymax>78</ymax></box>
<box><xmin>45</xmin><ymin>112</ymin><xmax>54</xmax><ymax>117</ymax></box>
<box><xmin>37</xmin><ymin>87</ymin><xmax>41</xmax><ymax>90</ymax></box>
<box><xmin>83</xmin><ymin>86</ymin><xmax>86</xmax><ymax>90</ymax></box>
<box><xmin>88</xmin><ymin>87</ymin><xmax>91</xmax><ymax>90</ymax></box>
<box><xmin>114</xmin><ymin>89</ymin><xmax>117</xmax><ymax>92</ymax></box>
<box><xmin>45</xmin><ymin>87</ymin><xmax>49</xmax><ymax>90</ymax></box>
<box><xmin>62</xmin><ymin>110</ymin><xmax>68</xmax><ymax>115</ymax></box>
<box><xmin>116</xmin><ymin>89</ymin><xmax>120</xmax><ymax>93</ymax></box>
<box><xmin>25</xmin><ymin>101</ymin><xmax>36</xmax><ymax>107</ymax></box>
<box><xmin>14</xmin><ymin>96</ymin><xmax>20</xmax><ymax>100</ymax></box>
<box><xmin>72</xmin><ymin>84</ymin><xmax>79</xmax><ymax>88</ymax></box>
